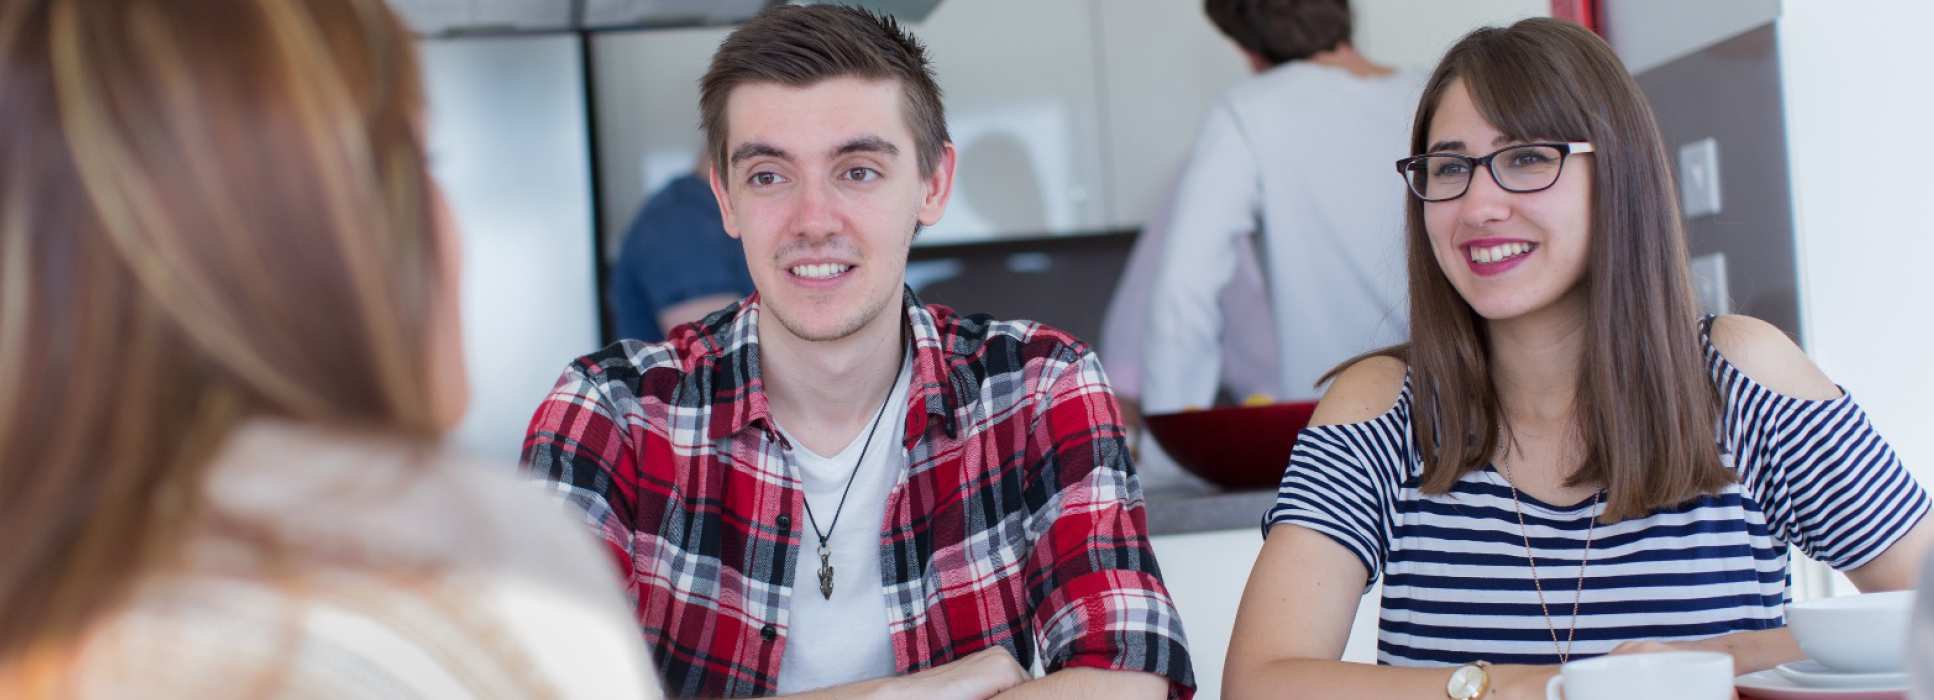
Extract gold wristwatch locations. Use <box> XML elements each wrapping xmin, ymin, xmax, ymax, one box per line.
<box><xmin>1446</xmin><ymin>660</ymin><xmax>1492</xmax><ymax>699</ymax></box>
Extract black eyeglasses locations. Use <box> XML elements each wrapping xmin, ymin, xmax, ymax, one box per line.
<box><xmin>1395</xmin><ymin>142</ymin><xmax>1595</xmax><ymax>202</ymax></box>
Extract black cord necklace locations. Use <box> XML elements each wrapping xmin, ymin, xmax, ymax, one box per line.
<box><xmin>797</xmin><ymin>376</ymin><xmax>897</xmax><ymax>600</ymax></box>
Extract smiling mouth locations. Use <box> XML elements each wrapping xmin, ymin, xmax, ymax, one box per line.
<box><xmin>1467</xmin><ymin>241</ymin><xmax>1536</xmax><ymax>265</ymax></box>
<box><xmin>788</xmin><ymin>263</ymin><xmax>853</xmax><ymax>280</ymax></box>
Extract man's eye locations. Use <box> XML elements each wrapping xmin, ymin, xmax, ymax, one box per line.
<box><xmin>844</xmin><ymin>167</ymin><xmax>880</xmax><ymax>182</ymax></box>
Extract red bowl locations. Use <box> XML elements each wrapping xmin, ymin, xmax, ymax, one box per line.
<box><xmin>1143</xmin><ymin>402</ymin><xmax>1319</xmax><ymax>490</ymax></box>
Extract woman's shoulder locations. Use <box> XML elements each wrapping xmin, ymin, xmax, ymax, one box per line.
<box><xmin>1705</xmin><ymin>314</ymin><xmax>1843</xmax><ymax>401</ymax></box>
<box><xmin>1309</xmin><ymin>354</ymin><xmax>1411</xmax><ymax>428</ymax></box>
<box><xmin>79</xmin><ymin>563</ymin><xmax>659</xmax><ymax>699</ymax></box>
<box><xmin>94</xmin><ymin>421</ymin><xmax>664</xmax><ymax>697</ymax></box>
<box><xmin>199</xmin><ymin>421</ymin><xmax>633</xmax><ymax>606</ymax></box>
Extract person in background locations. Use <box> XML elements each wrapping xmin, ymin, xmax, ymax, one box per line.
<box><xmin>1139</xmin><ymin>0</ymin><xmax>1422</xmax><ymax>413</ymax></box>
<box><xmin>523</xmin><ymin>6</ymin><xmax>1194</xmax><ymax>698</ymax></box>
<box><xmin>0</xmin><ymin>0</ymin><xmax>659</xmax><ymax>697</ymax></box>
<box><xmin>1099</xmin><ymin>172</ymin><xmax>1280</xmax><ymax>433</ymax></box>
<box><xmin>1223</xmin><ymin>18</ymin><xmax>1931</xmax><ymax>700</ymax></box>
<box><xmin>610</xmin><ymin>150</ymin><xmax>756</xmax><ymax>342</ymax></box>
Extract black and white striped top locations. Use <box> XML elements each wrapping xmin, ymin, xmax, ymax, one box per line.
<box><xmin>1266</xmin><ymin>326</ymin><xmax>1929</xmax><ymax>666</ymax></box>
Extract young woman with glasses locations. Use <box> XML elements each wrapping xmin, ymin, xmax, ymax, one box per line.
<box><xmin>1221</xmin><ymin>17</ymin><xmax>1931</xmax><ymax>700</ymax></box>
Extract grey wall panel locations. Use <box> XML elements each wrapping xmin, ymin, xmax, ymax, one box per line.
<box><xmin>1636</xmin><ymin>24</ymin><xmax>1801</xmax><ymax>337</ymax></box>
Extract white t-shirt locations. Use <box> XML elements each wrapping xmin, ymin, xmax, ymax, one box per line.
<box><xmin>773</xmin><ymin>351</ymin><xmax>912</xmax><ymax>694</ymax></box>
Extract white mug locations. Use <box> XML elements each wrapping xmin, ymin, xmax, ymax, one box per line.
<box><xmin>1544</xmin><ymin>651</ymin><xmax>1734</xmax><ymax>700</ymax></box>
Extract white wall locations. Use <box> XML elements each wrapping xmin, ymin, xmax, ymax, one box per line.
<box><xmin>1151</xmin><ymin>529</ymin><xmax>1381</xmax><ymax>700</ymax></box>
<box><xmin>591</xmin><ymin>0</ymin><xmax>1112</xmax><ymax>248</ymax></box>
<box><xmin>1097</xmin><ymin>0</ymin><xmax>1550</xmax><ymax>229</ymax></box>
<box><xmin>421</xmin><ymin>36</ymin><xmax>602</xmax><ymax>462</ymax></box>
<box><xmin>1778</xmin><ymin>1</ymin><xmax>1934</xmax><ymax>491</ymax></box>
<box><xmin>1608</xmin><ymin>0</ymin><xmax>1933</xmax><ymax>599</ymax></box>
<box><xmin>1603</xmin><ymin>0</ymin><xmax>1780</xmax><ymax>74</ymax></box>
<box><xmin>1092</xmin><ymin>2</ymin><xmax>1252</xmax><ymax>230</ymax></box>
<box><xmin>916</xmin><ymin>0</ymin><xmax>1112</xmax><ymax>243</ymax></box>
<box><xmin>1350</xmin><ymin>0</ymin><xmax>1550</xmax><ymax>68</ymax></box>
<box><xmin>593</xmin><ymin>0</ymin><xmax>1551</xmax><ymax>244</ymax></box>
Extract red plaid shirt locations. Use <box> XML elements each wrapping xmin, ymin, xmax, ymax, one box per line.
<box><xmin>523</xmin><ymin>288</ymin><xmax>1194</xmax><ymax>698</ymax></box>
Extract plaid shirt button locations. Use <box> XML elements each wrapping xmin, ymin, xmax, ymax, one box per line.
<box><xmin>776</xmin><ymin>514</ymin><xmax>790</xmax><ymax>530</ymax></box>
<box><xmin>760</xmin><ymin>624</ymin><xmax>777</xmax><ymax>641</ymax></box>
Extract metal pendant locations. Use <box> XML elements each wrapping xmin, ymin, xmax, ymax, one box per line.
<box><xmin>817</xmin><ymin>544</ymin><xmax>834</xmax><ymax>599</ymax></box>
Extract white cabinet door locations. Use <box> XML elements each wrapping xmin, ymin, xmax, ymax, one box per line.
<box><xmin>589</xmin><ymin>0</ymin><xmax>1112</xmax><ymax>247</ymax></box>
<box><xmin>588</xmin><ymin>26</ymin><xmax>734</xmax><ymax>260</ymax></box>
<box><xmin>422</xmin><ymin>35</ymin><xmax>601</xmax><ymax>462</ymax></box>
<box><xmin>1149</xmin><ymin>529</ymin><xmax>1382</xmax><ymax>700</ymax></box>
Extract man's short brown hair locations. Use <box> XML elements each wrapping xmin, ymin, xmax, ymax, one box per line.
<box><xmin>1204</xmin><ymin>0</ymin><xmax>1353</xmax><ymax>66</ymax></box>
<box><xmin>699</xmin><ymin>5</ymin><xmax>949</xmax><ymax>182</ymax></box>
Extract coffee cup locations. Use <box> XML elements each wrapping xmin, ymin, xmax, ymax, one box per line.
<box><xmin>1544</xmin><ymin>651</ymin><xmax>1734</xmax><ymax>700</ymax></box>
<box><xmin>1787</xmin><ymin>590</ymin><xmax>1914</xmax><ymax>673</ymax></box>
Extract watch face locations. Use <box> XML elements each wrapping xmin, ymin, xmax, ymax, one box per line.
<box><xmin>1446</xmin><ymin>665</ymin><xmax>1486</xmax><ymax>699</ymax></box>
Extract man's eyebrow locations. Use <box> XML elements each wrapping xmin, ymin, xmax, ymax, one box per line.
<box><xmin>834</xmin><ymin>135</ymin><xmax>899</xmax><ymax>158</ymax></box>
<box><xmin>729</xmin><ymin>142</ymin><xmax>790</xmax><ymax>166</ymax></box>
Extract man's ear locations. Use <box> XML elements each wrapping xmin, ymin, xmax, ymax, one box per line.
<box><xmin>708</xmin><ymin>158</ymin><xmax>743</xmax><ymax>240</ymax></box>
<box><xmin>916</xmin><ymin>141</ymin><xmax>957</xmax><ymax>228</ymax></box>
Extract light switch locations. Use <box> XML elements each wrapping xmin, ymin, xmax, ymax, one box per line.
<box><xmin>1690</xmin><ymin>252</ymin><xmax>1730</xmax><ymax>316</ymax></box>
<box><xmin>1679</xmin><ymin>137</ymin><xmax>1723</xmax><ymax>218</ymax></box>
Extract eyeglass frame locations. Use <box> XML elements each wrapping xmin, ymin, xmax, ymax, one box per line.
<box><xmin>1394</xmin><ymin>141</ymin><xmax>1595</xmax><ymax>202</ymax></box>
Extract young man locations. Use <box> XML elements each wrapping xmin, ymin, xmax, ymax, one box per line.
<box><xmin>523</xmin><ymin>6</ymin><xmax>1194</xmax><ymax>699</ymax></box>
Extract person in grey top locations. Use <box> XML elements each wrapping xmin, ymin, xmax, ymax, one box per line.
<box><xmin>1141</xmin><ymin>0</ymin><xmax>1423</xmax><ymax>411</ymax></box>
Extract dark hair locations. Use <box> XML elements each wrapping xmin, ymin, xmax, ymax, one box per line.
<box><xmin>699</xmin><ymin>5</ymin><xmax>949</xmax><ymax>181</ymax></box>
<box><xmin>1204</xmin><ymin>0</ymin><xmax>1353</xmax><ymax>66</ymax></box>
<box><xmin>1369</xmin><ymin>18</ymin><xmax>1729</xmax><ymax>521</ymax></box>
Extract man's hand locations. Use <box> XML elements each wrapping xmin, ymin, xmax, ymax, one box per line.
<box><xmin>884</xmin><ymin>647</ymin><xmax>1029</xmax><ymax>700</ymax></box>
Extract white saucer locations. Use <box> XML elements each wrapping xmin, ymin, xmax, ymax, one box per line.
<box><xmin>1736</xmin><ymin>668</ymin><xmax>1907</xmax><ymax>700</ymax></box>
<box><xmin>1773</xmin><ymin>660</ymin><xmax>1909</xmax><ymax>689</ymax></box>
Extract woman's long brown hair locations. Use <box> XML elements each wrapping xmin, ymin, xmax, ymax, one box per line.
<box><xmin>1380</xmin><ymin>18</ymin><xmax>1730</xmax><ymax>521</ymax></box>
<box><xmin>0</xmin><ymin>0</ymin><xmax>444</xmax><ymax>684</ymax></box>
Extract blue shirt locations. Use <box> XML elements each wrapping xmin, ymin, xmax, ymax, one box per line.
<box><xmin>610</xmin><ymin>173</ymin><xmax>755</xmax><ymax>342</ymax></box>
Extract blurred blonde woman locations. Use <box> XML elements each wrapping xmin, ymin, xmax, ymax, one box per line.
<box><xmin>0</xmin><ymin>0</ymin><xmax>660</xmax><ymax>697</ymax></box>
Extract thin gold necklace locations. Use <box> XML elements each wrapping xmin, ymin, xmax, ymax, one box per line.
<box><xmin>1497</xmin><ymin>461</ymin><xmax>1600</xmax><ymax>664</ymax></box>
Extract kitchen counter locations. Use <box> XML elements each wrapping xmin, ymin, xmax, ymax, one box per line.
<box><xmin>1135</xmin><ymin>434</ymin><xmax>1279</xmax><ymax>536</ymax></box>
<box><xmin>1145</xmin><ymin>483</ymin><xmax>1276</xmax><ymax>536</ymax></box>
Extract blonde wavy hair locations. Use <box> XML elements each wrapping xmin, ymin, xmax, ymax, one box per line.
<box><xmin>0</xmin><ymin>0</ymin><xmax>462</xmax><ymax>690</ymax></box>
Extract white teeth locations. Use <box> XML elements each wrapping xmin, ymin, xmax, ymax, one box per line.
<box><xmin>1469</xmin><ymin>242</ymin><xmax>1534</xmax><ymax>264</ymax></box>
<box><xmin>789</xmin><ymin>263</ymin><xmax>851</xmax><ymax>279</ymax></box>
